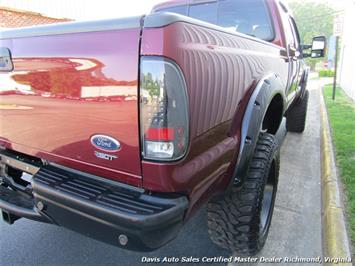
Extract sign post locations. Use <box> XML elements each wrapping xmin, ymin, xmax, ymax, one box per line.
<box><xmin>332</xmin><ymin>15</ymin><xmax>344</xmax><ymax>100</ymax></box>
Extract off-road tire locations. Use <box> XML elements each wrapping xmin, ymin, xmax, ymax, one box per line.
<box><xmin>286</xmin><ymin>90</ymin><xmax>309</xmax><ymax>133</ymax></box>
<box><xmin>207</xmin><ymin>133</ymin><xmax>279</xmax><ymax>256</ymax></box>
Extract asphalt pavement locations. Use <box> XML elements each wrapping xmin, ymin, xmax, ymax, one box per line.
<box><xmin>0</xmin><ymin>80</ymin><xmax>323</xmax><ymax>266</ymax></box>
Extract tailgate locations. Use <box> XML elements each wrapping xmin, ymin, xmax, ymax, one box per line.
<box><xmin>0</xmin><ymin>17</ymin><xmax>143</xmax><ymax>186</ymax></box>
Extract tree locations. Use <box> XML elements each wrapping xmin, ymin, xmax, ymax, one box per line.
<box><xmin>287</xmin><ymin>0</ymin><xmax>335</xmax><ymax>69</ymax></box>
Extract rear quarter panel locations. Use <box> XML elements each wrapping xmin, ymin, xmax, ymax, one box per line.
<box><xmin>141</xmin><ymin>20</ymin><xmax>288</xmax><ymax>215</ymax></box>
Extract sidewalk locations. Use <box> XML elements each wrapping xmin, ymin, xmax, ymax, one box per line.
<box><xmin>231</xmin><ymin>79</ymin><xmax>324</xmax><ymax>265</ymax></box>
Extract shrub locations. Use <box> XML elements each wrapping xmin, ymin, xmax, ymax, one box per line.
<box><xmin>319</xmin><ymin>69</ymin><xmax>335</xmax><ymax>77</ymax></box>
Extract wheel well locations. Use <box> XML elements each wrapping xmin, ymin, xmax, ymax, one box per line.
<box><xmin>262</xmin><ymin>94</ymin><xmax>284</xmax><ymax>135</ymax></box>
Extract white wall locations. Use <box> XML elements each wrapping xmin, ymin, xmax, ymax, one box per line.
<box><xmin>339</xmin><ymin>0</ymin><xmax>355</xmax><ymax>101</ymax></box>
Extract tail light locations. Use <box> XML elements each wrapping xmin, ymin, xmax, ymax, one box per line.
<box><xmin>140</xmin><ymin>57</ymin><xmax>189</xmax><ymax>161</ymax></box>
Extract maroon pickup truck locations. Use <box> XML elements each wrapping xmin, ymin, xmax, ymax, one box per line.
<box><xmin>0</xmin><ymin>0</ymin><xmax>325</xmax><ymax>255</ymax></box>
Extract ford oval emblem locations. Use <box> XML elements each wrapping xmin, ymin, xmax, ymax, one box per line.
<box><xmin>90</xmin><ymin>135</ymin><xmax>121</xmax><ymax>152</ymax></box>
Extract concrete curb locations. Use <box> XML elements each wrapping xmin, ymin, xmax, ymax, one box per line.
<box><xmin>320</xmin><ymin>88</ymin><xmax>352</xmax><ymax>265</ymax></box>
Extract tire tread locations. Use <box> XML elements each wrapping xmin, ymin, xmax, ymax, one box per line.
<box><xmin>207</xmin><ymin>133</ymin><xmax>279</xmax><ymax>255</ymax></box>
<box><xmin>286</xmin><ymin>90</ymin><xmax>309</xmax><ymax>133</ymax></box>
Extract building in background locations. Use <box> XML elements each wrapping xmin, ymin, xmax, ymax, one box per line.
<box><xmin>339</xmin><ymin>0</ymin><xmax>355</xmax><ymax>101</ymax></box>
<box><xmin>0</xmin><ymin>6</ymin><xmax>70</xmax><ymax>29</ymax></box>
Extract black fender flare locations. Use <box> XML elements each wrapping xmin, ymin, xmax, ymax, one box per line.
<box><xmin>232</xmin><ymin>73</ymin><xmax>286</xmax><ymax>186</ymax></box>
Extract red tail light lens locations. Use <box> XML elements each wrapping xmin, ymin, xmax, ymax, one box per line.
<box><xmin>140</xmin><ymin>57</ymin><xmax>189</xmax><ymax>161</ymax></box>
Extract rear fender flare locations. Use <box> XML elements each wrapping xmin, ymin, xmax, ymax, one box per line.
<box><xmin>232</xmin><ymin>73</ymin><xmax>286</xmax><ymax>186</ymax></box>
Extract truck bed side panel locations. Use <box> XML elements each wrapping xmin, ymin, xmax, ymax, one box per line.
<box><xmin>141</xmin><ymin>20</ymin><xmax>288</xmax><ymax>214</ymax></box>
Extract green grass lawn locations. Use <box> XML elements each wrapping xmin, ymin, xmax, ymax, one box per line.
<box><xmin>323</xmin><ymin>85</ymin><xmax>355</xmax><ymax>246</ymax></box>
